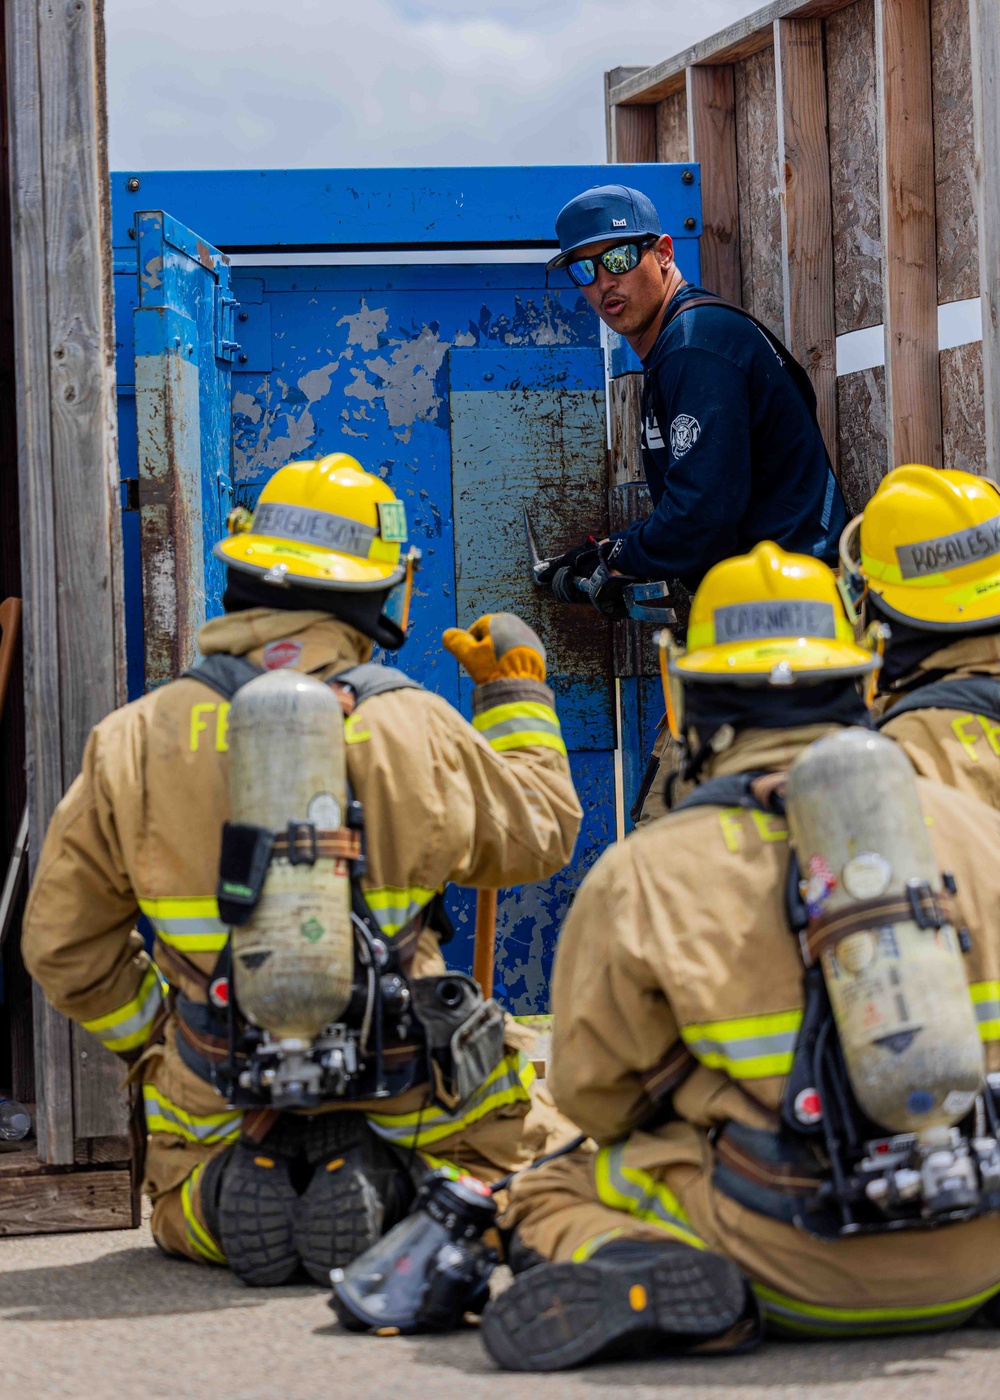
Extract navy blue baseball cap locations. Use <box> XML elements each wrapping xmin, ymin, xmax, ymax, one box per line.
<box><xmin>547</xmin><ymin>184</ymin><xmax>662</xmax><ymax>272</ymax></box>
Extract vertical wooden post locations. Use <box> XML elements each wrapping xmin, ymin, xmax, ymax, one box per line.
<box><xmin>875</xmin><ymin>0</ymin><xmax>942</xmax><ymax>469</ymax></box>
<box><xmin>6</xmin><ymin>0</ymin><xmax>125</xmax><ymax>1163</ymax></box>
<box><xmin>970</xmin><ymin>0</ymin><xmax>1000</xmax><ymax>482</ymax></box>
<box><xmin>473</xmin><ymin>890</ymin><xmax>498</xmax><ymax>1001</ymax></box>
<box><xmin>774</xmin><ymin>19</ymin><xmax>838</xmax><ymax>459</ymax></box>
<box><xmin>686</xmin><ymin>66</ymin><xmax>741</xmax><ymax>304</ymax></box>
<box><xmin>610</xmin><ymin>103</ymin><xmax>656</xmax><ymax>164</ymax></box>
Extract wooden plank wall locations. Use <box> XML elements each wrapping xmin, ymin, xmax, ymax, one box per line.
<box><xmin>6</xmin><ymin>0</ymin><xmax>127</xmax><ymax>1164</ymax></box>
<box><xmin>606</xmin><ymin>0</ymin><xmax>990</xmax><ymax>506</ymax></box>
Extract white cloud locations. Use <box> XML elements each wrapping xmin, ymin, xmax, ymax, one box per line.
<box><xmin>105</xmin><ymin>0</ymin><xmax>761</xmax><ymax>170</ymax></box>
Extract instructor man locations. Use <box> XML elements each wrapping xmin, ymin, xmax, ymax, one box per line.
<box><xmin>540</xmin><ymin>183</ymin><xmax>847</xmax><ymax>819</ymax></box>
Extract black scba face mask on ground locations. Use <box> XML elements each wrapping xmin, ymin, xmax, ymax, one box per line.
<box><xmin>684</xmin><ymin>679</ymin><xmax>870</xmax><ymax>761</ymax></box>
<box><xmin>222</xmin><ymin>567</ymin><xmax>404</xmax><ymax>651</ymax></box>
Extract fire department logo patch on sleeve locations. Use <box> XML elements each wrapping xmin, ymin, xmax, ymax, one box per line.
<box><xmin>669</xmin><ymin>414</ymin><xmax>701</xmax><ymax>458</ymax></box>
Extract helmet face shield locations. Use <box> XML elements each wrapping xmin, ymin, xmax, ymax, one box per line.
<box><xmin>380</xmin><ymin>547</ymin><xmax>421</xmax><ymax>636</ymax></box>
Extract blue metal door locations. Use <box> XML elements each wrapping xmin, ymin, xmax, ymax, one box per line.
<box><xmin>111</xmin><ymin>166</ymin><xmax>701</xmax><ymax>1009</ymax></box>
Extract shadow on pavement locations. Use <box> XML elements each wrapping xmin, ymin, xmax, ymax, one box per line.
<box><xmin>0</xmin><ymin>1246</ymin><xmax>323</xmax><ymax>1322</ymax></box>
<box><xmin>422</xmin><ymin>1322</ymin><xmax>1000</xmax><ymax>1387</ymax></box>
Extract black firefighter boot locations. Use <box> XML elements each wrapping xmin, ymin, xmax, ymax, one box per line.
<box><xmin>216</xmin><ymin>1129</ymin><xmax>300</xmax><ymax>1287</ymax></box>
<box><xmin>480</xmin><ymin>1235</ymin><xmax>757</xmax><ymax>1372</ymax></box>
<box><xmin>293</xmin><ymin>1112</ymin><xmax>415</xmax><ymax>1286</ymax></box>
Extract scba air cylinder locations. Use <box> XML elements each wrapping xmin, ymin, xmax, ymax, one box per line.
<box><xmin>227</xmin><ymin>670</ymin><xmax>353</xmax><ymax>1040</ymax></box>
<box><xmin>786</xmin><ymin>727</ymin><xmax>983</xmax><ymax>1135</ymax></box>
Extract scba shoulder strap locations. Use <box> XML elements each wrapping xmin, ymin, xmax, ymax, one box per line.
<box><xmin>182</xmin><ymin>652</ymin><xmax>422</xmax><ymax>705</ymax></box>
<box><xmin>670</xmin><ymin>771</ymin><xmax>771</xmax><ymax>815</ymax></box>
<box><xmin>875</xmin><ymin>675</ymin><xmax>1000</xmax><ymax>730</ymax></box>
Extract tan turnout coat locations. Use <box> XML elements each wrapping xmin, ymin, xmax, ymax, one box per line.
<box><xmin>22</xmin><ymin>608</ymin><xmax>582</xmax><ymax>1260</ymax></box>
<box><xmin>507</xmin><ymin>724</ymin><xmax>1000</xmax><ymax>1334</ymax></box>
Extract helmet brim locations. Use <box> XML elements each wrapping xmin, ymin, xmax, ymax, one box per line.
<box><xmin>214</xmin><ymin>534</ymin><xmax>404</xmax><ymax>591</ymax></box>
<box><xmin>866</xmin><ymin>574</ymin><xmax>1000</xmax><ymax>633</ymax></box>
<box><xmin>671</xmin><ymin>636</ymin><xmax>878</xmax><ymax>683</ymax></box>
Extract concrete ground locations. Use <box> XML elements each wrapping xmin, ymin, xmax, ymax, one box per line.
<box><xmin>2</xmin><ymin>1221</ymin><xmax>1000</xmax><ymax>1400</ymax></box>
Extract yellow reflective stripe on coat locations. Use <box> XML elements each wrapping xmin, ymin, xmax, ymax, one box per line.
<box><xmin>681</xmin><ymin>1010</ymin><xmax>802</xmax><ymax>1080</ymax></box>
<box><xmin>139</xmin><ymin>896</ymin><xmax>229</xmax><ymax>954</ymax></box>
<box><xmin>143</xmin><ymin>1085</ymin><xmax>242</xmax><ymax>1146</ymax></box>
<box><xmin>971</xmin><ymin>980</ymin><xmax>1000</xmax><ymax>1041</ymax></box>
<box><xmin>363</xmin><ymin>884</ymin><xmax>437</xmax><ymax>938</ymax></box>
<box><xmin>755</xmin><ymin>1280</ymin><xmax>1000</xmax><ymax>1336</ymax></box>
<box><xmin>571</xmin><ymin>1227</ymin><xmax>628</xmax><ymax>1263</ymax></box>
<box><xmin>182</xmin><ymin>1163</ymin><xmax>226</xmax><ymax>1266</ymax></box>
<box><xmin>81</xmin><ymin>964</ymin><xmax>166</xmax><ymax>1054</ymax></box>
<box><xmin>473</xmin><ymin>701</ymin><xmax>566</xmax><ymax>756</ymax></box>
<box><xmin>367</xmin><ymin>1053</ymin><xmax>534</xmax><ymax>1149</ymax></box>
<box><xmin>594</xmin><ymin>1142</ymin><xmax>705</xmax><ymax>1251</ymax></box>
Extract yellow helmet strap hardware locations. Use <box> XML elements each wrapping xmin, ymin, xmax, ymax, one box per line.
<box><xmin>863</xmin><ymin>621</ymin><xmax>890</xmax><ymax>707</ymax></box>
<box><xmin>381</xmin><ymin>548</ymin><xmax>421</xmax><ymax>636</ymax></box>
<box><xmin>657</xmin><ymin>629</ymin><xmax>683</xmax><ymax>742</ymax></box>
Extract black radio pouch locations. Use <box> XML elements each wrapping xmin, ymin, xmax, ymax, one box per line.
<box><xmin>217</xmin><ymin>822</ymin><xmax>275</xmax><ymax>925</ymax></box>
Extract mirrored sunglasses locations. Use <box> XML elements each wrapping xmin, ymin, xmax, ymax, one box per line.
<box><xmin>567</xmin><ymin>238</ymin><xmax>656</xmax><ymax>288</ymax></box>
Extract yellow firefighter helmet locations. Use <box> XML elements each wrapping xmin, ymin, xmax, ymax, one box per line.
<box><xmin>216</xmin><ymin>454</ymin><xmax>409</xmax><ymax>591</ymax></box>
<box><xmin>658</xmin><ymin>543</ymin><xmax>877</xmax><ymax>740</ymax></box>
<box><xmin>841</xmin><ymin>464</ymin><xmax>1000</xmax><ymax>632</ymax></box>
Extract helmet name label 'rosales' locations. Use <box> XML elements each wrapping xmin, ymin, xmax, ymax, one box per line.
<box><xmin>253</xmin><ymin>502</ymin><xmax>378</xmax><ymax>558</ymax></box>
<box><xmin>896</xmin><ymin>515</ymin><xmax>1000</xmax><ymax>579</ymax></box>
<box><xmin>713</xmin><ymin>600</ymin><xmax>837</xmax><ymax>643</ymax></box>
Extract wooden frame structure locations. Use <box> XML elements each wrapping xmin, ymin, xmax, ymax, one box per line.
<box><xmin>605</xmin><ymin>0</ymin><xmax>999</xmax><ymax>510</ymax></box>
<box><xmin>2</xmin><ymin>0</ymin><xmax>135</xmax><ymax>1233</ymax></box>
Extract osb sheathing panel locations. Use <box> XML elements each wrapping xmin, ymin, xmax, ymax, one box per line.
<box><xmin>931</xmin><ymin>0</ymin><xmax>978</xmax><ymax>303</ymax></box>
<box><xmin>735</xmin><ymin>47</ymin><xmax>784</xmax><ymax>337</ymax></box>
<box><xmin>941</xmin><ymin>341</ymin><xmax>987</xmax><ymax>475</ymax></box>
<box><xmin>826</xmin><ymin>0</ymin><xmax>882</xmax><ymax>333</ymax></box>
<box><xmin>836</xmin><ymin>365</ymin><xmax>887</xmax><ymax>512</ymax></box>
<box><xmin>656</xmin><ymin>91</ymin><xmax>688</xmax><ymax>162</ymax></box>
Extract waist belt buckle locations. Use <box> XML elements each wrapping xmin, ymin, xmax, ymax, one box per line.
<box><xmin>286</xmin><ymin>820</ymin><xmax>318</xmax><ymax>866</ymax></box>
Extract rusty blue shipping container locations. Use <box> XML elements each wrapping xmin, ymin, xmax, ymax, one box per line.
<box><xmin>111</xmin><ymin>165</ymin><xmax>701</xmax><ymax>1011</ymax></box>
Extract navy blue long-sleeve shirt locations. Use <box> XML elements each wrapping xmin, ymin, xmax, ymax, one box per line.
<box><xmin>608</xmin><ymin>285</ymin><xmax>846</xmax><ymax>590</ymax></box>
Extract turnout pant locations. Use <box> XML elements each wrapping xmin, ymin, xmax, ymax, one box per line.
<box><xmin>503</xmin><ymin>1122</ymin><xmax>1000</xmax><ymax>1337</ymax></box>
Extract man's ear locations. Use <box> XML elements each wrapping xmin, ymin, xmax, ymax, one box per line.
<box><xmin>655</xmin><ymin>234</ymin><xmax>675</xmax><ymax>269</ymax></box>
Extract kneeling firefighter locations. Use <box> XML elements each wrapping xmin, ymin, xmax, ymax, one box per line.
<box><xmin>480</xmin><ymin>542</ymin><xmax>1000</xmax><ymax>1372</ymax></box>
<box><xmin>841</xmin><ymin>464</ymin><xmax>1000</xmax><ymax>810</ymax></box>
<box><xmin>21</xmin><ymin>453</ymin><xmax>582</xmax><ymax>1286</ymax></box>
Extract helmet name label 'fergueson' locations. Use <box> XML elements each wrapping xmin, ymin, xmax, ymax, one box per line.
<box><xmin>253</xmin><ymin>502</ymin><xmax>378</xmax><ymax>558</ymax></box>
<box><xmin>713</xmin><ymin>600</ymin><xmax>837</xmax><ymax>643</ymax></box>
<box><xmin>896</xmin><ymin>516</ymin><xmax>1000</xmax><ymax>579</ymax></box>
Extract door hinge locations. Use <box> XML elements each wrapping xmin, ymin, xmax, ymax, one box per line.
<box><xmin>214</xmin><ymin>286</ymin><xmax>241</xmax><ymax>363</ymax></box>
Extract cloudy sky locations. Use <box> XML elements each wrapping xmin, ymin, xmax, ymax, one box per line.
<box><xmin>105</xmin><ymin>0</ymin><xmax>760</xmax><ymax>171</ymax></box>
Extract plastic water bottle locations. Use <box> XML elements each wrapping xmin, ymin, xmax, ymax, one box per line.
<box><xmin>0</xmin><ymin>1098</ymin><xmax>31</xmax><ymax>1141</ymax></box>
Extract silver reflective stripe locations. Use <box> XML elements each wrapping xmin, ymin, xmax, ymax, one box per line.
<box><xmin>152</xmin><ymin>916</ymin><xmax>227</xmax><ymax>938</ymax></box>
<box><xmin>713</xmin><ymin>600</ymin><xmax>837</xmax><ymax>643</ymax></box>
<box><xmin>252</xmin><ymin>501</ymin><xmax>377</xmax><ymax>558</ymax></box>
<box><xmin>367</xmin><ymin>1056</ymin><xmax>528</xmax><ymax>1147</ymax></box>
<box><xmin>142</xmin><ymin>1087</ymin><xmax>242</xmax><ymax>1144</ymax></box>
<box><xmin>477</xmin><ymin>713</ymin><xmax>563</xmax><ymax>743</ymax></box>
<box><xmin>596</xmin><ymin>1143</ymin><xmax>703</xmax><ymax>1248</ymax></box>
<box><xmin>684</xmin><ymin>1028</ymin><xmax>799</xmax><ymax>1063</ymax></box>
<box><xmin>896</xmin><ymin>516</ymin><xmax>1000</xmax><ymax>579</ymax></box>
<box><xmin>975</xmin><ymin>994</ymin><xmax>1000</xmax><ymax>1025</ymax></box>
<box><xmin>101</xmin><ymin>974</ymin><xmax>162</xmax><ymax>1044</ymax></box>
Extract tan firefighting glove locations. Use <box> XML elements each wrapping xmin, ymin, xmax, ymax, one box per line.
<box><xmin>442</xmin><ymin>613</ymin><xmax>547</xmax><ymax>684</ymax></box>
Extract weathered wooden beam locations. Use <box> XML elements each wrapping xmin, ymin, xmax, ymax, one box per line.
<box><xmin>970</xmin><ymin>0</ymin><xmax>1000</xmax><ymax>481</ymax></box>
<box><xmin>610</xmin><ymin>103</ymin><xmax>656</xmax><ymax>164</ymax></box>
<box><xmin>774</xmin><ymin>17</ymin><xmax>838</xmax><ymax>458</ymax></box>
<box><xmin>686</xmin><ymin>66</ymin><xmax>740</xmax><ymax>303</ymax></box>
<box><xmin>6</xmin><ymin>0</ymin><xmax>126</xmax><ymax>1163</ymax></box>
<box><xmin>875</xmin><ymin>0</ymin><xmax>942</xmax><ymax>469</ymax></box>
<box><xmin>605</xmin><ymin>69</ymin><xmax>646</xmax><ymax>162</ymax></box>
<box><xmin>609</xmin><ymin>0</ymin><xmax>858</xmax><ymax>106</ymax></box>
<box><xmin>0</xmin><ymin>1166</ymin><xmax>133</xmax><ymax>1236</ymax></box>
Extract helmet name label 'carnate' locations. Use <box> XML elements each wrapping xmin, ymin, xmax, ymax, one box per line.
<box><xmin>252</xmin><ymin>502</ymin><xmax>378</xmax><ymax>558</ymax></box>
<box><xmin>896</xmin><ymin>516</ymin><xmax>1000</xmax><ymax>579</ymax></box>
<box><xmin>713</xmin><ymin>600</ymin><xmax>837</xmax><ymax>643</ymax></box>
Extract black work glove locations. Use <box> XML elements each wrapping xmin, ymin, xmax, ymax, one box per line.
<box><xmin>551</xmin><ymin>566</ymin><xmax>589</xmax><ymax>605</ymax></box>
<box><xmin>586</xmin><ymin>556</ymin><xmax>637</xmax><ymax>621</ymax></box>
<box><xmin>535</xmin><ymin>539</ymin><xmax>600</xmax><ymax>588</ymax></box>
